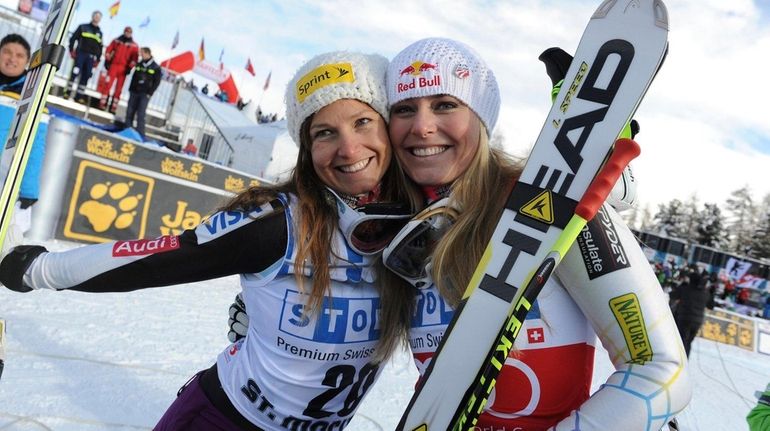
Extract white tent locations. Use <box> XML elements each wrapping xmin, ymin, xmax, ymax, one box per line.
<box><xmin>219</xmin><ymin>120</ymin><xmax>298</xmax><ymax>183</ymax></box>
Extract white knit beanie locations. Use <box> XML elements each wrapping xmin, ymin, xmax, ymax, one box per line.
<box><xmin>285</xmin><ymin>51</ymin><xmax>389</xmax><ymax>145</ymax></box>
<box><xmin>387</xmin><ymin>37</ymin><xmax>501</xmax><ymax>136</ymax></box>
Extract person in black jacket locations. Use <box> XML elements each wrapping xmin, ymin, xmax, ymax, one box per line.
<box><xmin>124</xmin><ymin>47</ymin><xmax>161</xmax><ymax>139</ymax></box>
<box><xmin>670</xmin><ymin>264</ymin><xmax>713</xmax><ymax>357</ymax></box>
<box><xmin>65</xmin><ymin>10</ymin><xmax>103</xmax><ymax>103</ymax></box>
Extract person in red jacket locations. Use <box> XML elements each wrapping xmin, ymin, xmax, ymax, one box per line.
<box><xmin>98</xmin><ymin>26</ymin><xmax>138</xmax><ymax>113</ymax></box>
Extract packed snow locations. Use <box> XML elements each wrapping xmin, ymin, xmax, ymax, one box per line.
<box><xmin>0</xmin><ymin>239</ymin><xmax>767</xmax><ymax>430</ymax></box>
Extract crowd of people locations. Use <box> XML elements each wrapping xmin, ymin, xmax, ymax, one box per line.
<box><xmin>653</xmin><ymin>259</ymin><xmax>770</xmax><ymax>320</ymax></box>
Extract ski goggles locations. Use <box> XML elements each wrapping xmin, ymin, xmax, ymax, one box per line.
<box><xmin>383</xmin><ymin>198</ymin><xmax>458</xmax><ymax>288</ymax></box>
<box><xmin>330</xmin><ymin>189</ymin><xmax>414</xmax><ymax>256</ymax></box>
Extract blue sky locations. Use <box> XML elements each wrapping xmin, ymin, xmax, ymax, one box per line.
<box><xmin>2</xmin><ymin>0</ymin><xmax>769</xmax><ymax>211</ymax></box>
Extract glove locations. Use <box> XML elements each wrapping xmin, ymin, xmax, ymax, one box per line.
<box><xmin>0</xmin><ymin>223</ymin><xmax>47</xmax><ymax>292</ymax></box>
<box><xmin>227</xmin><ymin>293</ymin><xmax>249</xmax><ymax>342</ymax></box>
<box><xmin>540</xmin><ymin>47</ymin><xmax>638</xmax><ymax>212</ymax></box>
<box><xmin>93</xmin><ymin>57</ymin><xmax>100</xmax><ymax>68</ymax></box>
<box><xmin>606</xmin><ymin>163</ymin><xmax>637</xmax><ymax>212</ymax></box>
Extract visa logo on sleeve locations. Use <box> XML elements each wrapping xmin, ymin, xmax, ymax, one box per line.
<box><xmin>279</xmin><ymin>290</ymin><xmax>381</xmax><ymax>343</ymax></box>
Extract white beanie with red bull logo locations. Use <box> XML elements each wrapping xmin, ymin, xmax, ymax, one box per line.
<box><xmin>386</xmin><ymin>37</ymin><xmax>501</xmax><ymax>137</ymax></box>
<box><xmin>285</xmin><ymin>51</ymin><xmax>389</xmax><ymax>145</ymax></box>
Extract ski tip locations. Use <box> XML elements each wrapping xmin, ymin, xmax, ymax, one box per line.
<box><xmin>654</xmin><ymin>0</ymin><xmax>670</xmax><ymax>31</ymax></box>
<box><xmin>592</xmin><ymin>0</ymin><xmax>669</xmax><ymax>32</ymax></box>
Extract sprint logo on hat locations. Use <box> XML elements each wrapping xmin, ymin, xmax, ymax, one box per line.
<box><xmin>296</xmin><ymin>63</ymin><xmax>354</xmax><ymax>102</ymax></box>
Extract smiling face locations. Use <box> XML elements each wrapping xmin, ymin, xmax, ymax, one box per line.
<box><xmin>388</xmin><ymin>94</ymin><xmax>481</xmax><ymax>186</ymax></box>
<box><xmin>309</xmin><ymin>99</ymin><xmax>391</xmax><ymax>196</ymax></box>
<box><xmin>0</xmin><ymin>42</ymin><xmax>29</xmax><ymax>78</ymax></box>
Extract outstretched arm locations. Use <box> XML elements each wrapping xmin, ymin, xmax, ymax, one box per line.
<box><xmin>1</xmin><ymin>202</ymin><xmax>287</xmax><ymax>293</ymax></box>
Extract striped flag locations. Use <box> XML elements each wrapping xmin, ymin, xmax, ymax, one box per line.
<box><xmin>245</xmin><ymin>58</ymin><xmax>255</xmax><ymax>76</ymax></box>
<box><xmin>263</xmin><ymin>70</ymin><xmax>271</xmax><ymax>91</ymax></box>
<box><xmin>108</xmin><ymin>0</ymin><xmax>120</xmax><ymax>18</ymax></box>
<box><xmin>171</xmin><ymin>30</ymin><xmax>179</xmax><ymax>49</ymax></box>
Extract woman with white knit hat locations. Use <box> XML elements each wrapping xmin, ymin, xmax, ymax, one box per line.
<box><xmin>0</xmin><ymin>51</ymin><xmax>420</xmax><ymax>430</ymax></box>
<box><xmin>383</xmin><ymin>37</ymin><xmax>691</xmax><ymax>430</ymax></box>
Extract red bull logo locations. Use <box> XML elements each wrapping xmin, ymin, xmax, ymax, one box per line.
<box><xmin>396</xmin><ymin>60</ymin><xmax>442</xmax><ymax>93</ymax></box>
<box><xmin>399</xmin><ymin>61</ymin><xmax>438</xmax><ymax>76</ymax></box>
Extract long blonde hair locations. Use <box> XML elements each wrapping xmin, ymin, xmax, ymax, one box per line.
<box><xmin>430</xmin><ymin>125</ymin><xmax>524</xmax><ymax>306</ymax></box>
<box><xmin>222</xmin><ymin>115</ymin><xmax>420</xmax><ymax>362</ymax></box>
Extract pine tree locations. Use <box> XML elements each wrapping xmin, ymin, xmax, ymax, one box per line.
<box><xmin>724</xmin><ymin>186</ymin><xmax>756</xmax><ymax>254</ymax></box>
<box><xmin>749</xmin><ymin>193</ymin><xmax>770</xmax><ymax>258</ymax></box>
<box><xmin>639</xmin><ymin>204</ymin><xmax>653</xmax><ymax>230</ymax></box>
<box><xmin>693</xmin><ymin>202</ymin><xmax>726</xmax><ymax>248</ymax></box>
<box><xmin>652</xmin><ymin>199</ymin><xmax>688</xmax><ymax>238</ymax></box>
<box><xmin>682</xmin><ymin>194</ymin><xmax>700</xmax><ymax>243</ymax></box>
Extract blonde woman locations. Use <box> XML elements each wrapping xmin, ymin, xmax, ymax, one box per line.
<box><xmin>384</xmin><ymin>37</ymin><xmax>690</xmax><ymax>431</ymax></box>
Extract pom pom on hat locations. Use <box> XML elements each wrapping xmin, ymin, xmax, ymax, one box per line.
<box><xmin>285</xmin><ymin>51</ymin><xmax>389</xmax><ymax>145</ymax></box>
<box><xmin>387</xmin><ymin>37</ymin><xmax>501</xmax><ymax>136</ymax></box>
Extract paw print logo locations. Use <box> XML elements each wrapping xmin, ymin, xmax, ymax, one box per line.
<box><xmin>78</xmin><ymin>181</ymin><xmax>144</xmax><ymax>233</ymax></box>
<box><xmin>120</xmin><ymin>143</ymin><xmax>135</xmax><ymax>156</ymax></box>
<box><xmin>190</xmin><ymin>163</ymin><xmax>204</xmax><ymax>175</ymax></box>
<box><xmin>739</xmin><ymin>328</ymin><xmax>753</xmax><ymax>347</ymax></box>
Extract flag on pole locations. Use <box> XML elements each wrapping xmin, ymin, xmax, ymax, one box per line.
<box><xmin>245</xmin><ymin>58</ymin><xmax>255</xmax><ymax>76</ymax></box>
<box><xmin>171</xmin><ymin>30</ymin><xmax>179</xmax><ymax>49</ymax></box>
<box><xmin>139</xmin><ymin>16</ymin><xmax>150</xmax><ymax>28</ymax></box>
<box><xmin>108</xmin><ymin>0</ymin><xmax>120</xmax><ymax>18</ymax></box>
<box><xmin>198</xmin><ymin>38</ymin><xmax>205</xmax><ymax>61</ymax></box>
<box><xmin>263</xmin><ymin>71</ymin><xmax>271</xmax><ymax>91</ymax></box>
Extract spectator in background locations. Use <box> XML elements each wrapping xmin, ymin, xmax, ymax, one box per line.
<box><xmin>99</xmin><ymin>26</ymin><xmax>138</xmax><ymax>114</ymax></box>
<box><xmin>181</xmin><ymin>138</ymin><xmax>197</xmax><ymax>156</ymax></box>
<box><xmin>0</xmin><ymin>33</ymin><xmax>48</xmax><ymax>233</ymax></box>
<box><xmin>66</xmin><ymin>10</ymin><xmax>103</xmax><ymax>103</ymax></box>
<box><xmin>670</xmin><ymin>264</ymin><xmax>713</xmax><ymax>357</ymax></box>
<box><xmin>737</xmin><ymin>287</ymin><xmax>750</xmax><ymax>305</ymax></box>
<box><xmin>124</xmin><ymin>47</ymin><xmax>161</xmax><ymax>140</ymax></box>
<box><xmin>236</xmin><ymin>97</ymin><xmax>249</xmax><ymax>111</ymax></box>
<box><xmin>213</xmin><ymin>89</ymin><xmax>227</xmax><ymax>102</ymax></box>
<box><xmin>0</xmin><ymin>34</ymin><xmax>30</xmax><ymax>93</ymax></box>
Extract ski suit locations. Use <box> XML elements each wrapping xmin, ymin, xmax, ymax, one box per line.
<box><xmin>410</xmin><ymin>204</ymin><xmax>691</xmax><ymax>431</ymax></box>
<box><xmin>0</xmin><ymin>194</ymin><xmax>387</xmax><ymax>430</ymax></box>
<box><xmin>67</xmin><ymin>22</ymin><xmax>103</xmax><ymax>100</ymax></box>
<box><xmin>99</xmin><ymin>35</ymin><xmax>138</xmax><ymax>111</ymax></box>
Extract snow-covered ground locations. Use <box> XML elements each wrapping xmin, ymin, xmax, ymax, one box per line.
<box><xmin>0</xmin><ymin>240</ymin><xmax>767</xmax><ymax>430</ymax></box>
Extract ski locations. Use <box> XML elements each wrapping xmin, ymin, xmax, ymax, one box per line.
<box><xmin>397</xmin><ymin>1</ymin><xmax>669</xmax><ymax>430</ymax></box>
<box><xmin>0</xmin><ymin>0</ymin><xmax>77</xmax><ymax>250</ymax></box>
